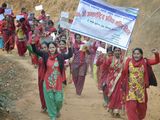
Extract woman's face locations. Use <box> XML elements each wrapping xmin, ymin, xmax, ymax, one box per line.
<box><xmin>75</xmin><ymin>35</ymin><xmax>81</xmax><ymax>43</ymax></box>
<box><xmin>6</xmin><ymin>16</ymin><xmax>10</xmax><ymax>21</ymax></box>
<box><xmin>107</xmin><ymin>51</ymin><xmax>113</xmax><ymax>57</ymax></box>
<box><xmin>100</xmin><ymin>42</ymin><xmax>106</xmax><ymax>48</ymax></box>
<box><xmin>41</xmin><ymin>11</ymin><xmax>45</xmax><ymax>15</ymax></box>
<box><xmin>133</xmin><ymin>50</ymin><xmax>143</xmax><ymax>61</ymax></box>
<box><xmin>61</xmin><ymin>36</ymin><xmax>66</xmax><ymax>41</ymax></box>
<box><xmin>84</xmin><ymin>36</ymin><xmax>89</xmax><ymax>41</ymax></box>
<box><xmin>49</xmin><ymin>43</ymin><xmax>56</xmax><ymax>54</ymax></box>
<box><xmin>33</xmin><ymin>20</ymin><xmax>38</xmax><ymax>26</ymax></box>
<box><xmin>46</xmin><ymin>16</ymin><xmax>50</xmax><ymax>20</ymax></box>
<box><xmin>114</xmin><ymin>48</ymin><xmax>121</xmax><ymax>58</ymax></box>
<box><xmin>48</xmin><ymin>22</ymin><xmax>53</xmax><ymax>27</ymax></box>
<box><xmin>59</xmin><ymin>41</ymin><xmax>66</xmax><ymax>50</ymax></box>
<box><xmin>41</xmin><ymin>44</ymin><xmax>48</xmax><ymax>52</ymax></box>
<box><xmin>55</xmin><ymin>40</ymin><xmax>59</xmax><ymax>46</ymax></box>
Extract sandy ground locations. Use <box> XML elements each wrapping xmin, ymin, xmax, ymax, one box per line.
<box><xmin>0</xmin><ymin>50</ymin><xmax>160</xmax><ymax>120</ymax></box>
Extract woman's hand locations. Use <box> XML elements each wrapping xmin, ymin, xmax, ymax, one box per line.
<box><xmin>31</xmin><ymin>35</ymin><xmax>35</xmax><ymax>44</ymax></box>
<box><xmin>67</xmin><ymin>39</ymin><xmax>72</xmax><ymax>48</ymax></box>
<box><xmin>151</xmin><ymin>48</ymin><xmax>158</xmax><ymax>54</ymax></box>
<box><xmin>97</xmin><ymin>51</ymin><xmax>103</xmax><ymax>57</ymax></box>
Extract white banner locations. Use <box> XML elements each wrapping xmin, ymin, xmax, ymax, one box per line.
<box><xmin>70</xmin><ymin>0</ymin><xmax>139</xmax><ymax>50</ymax></box>
<box><xmin>60</xmin><ymin>12</ymin><xmax>69</xmax><ymax>18</ymax></box>
<box><xmin>16</xmin><ymin>15</ymin><xmax>24</xmax><ymax>21</ymax></box>
<box><xmin>35</xmin><ymin>5</ymin><xmax>43</xmax><ymax>11</ymax></box>
<box><xmin>0</xmin><ymin>14</ymin><xmax>5</xmax><ymax>20</ymax></box>
<box><xmin>60</xmin><ymin>11</ymin><xmax>71</xmax><ymax>29</ymax></box>
<box><xmin>4</xmin><ymin>8</ymin><xmax>12</xmax><ymax>15</ymax></box>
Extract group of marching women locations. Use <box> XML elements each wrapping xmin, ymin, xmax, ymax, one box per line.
<box><xmin>0</xmin><ymin>2</ymin><xmax>160</xmax><ymax>120</ymax></box>
<box><xmin>96</xmin><ymin>46</ymin><xmax>160</xmax><ymax>120</ymax></box>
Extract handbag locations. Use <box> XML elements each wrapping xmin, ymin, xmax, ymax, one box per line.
<box><xmin>145</xmin><ymin>59</ymin><xmax>157</xmax><ymax>86</ymax></box>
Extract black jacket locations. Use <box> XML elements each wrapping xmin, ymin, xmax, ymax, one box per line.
<box><xmin>31</xmin><ymin>44</ymin><xmax>73</xmax><ymax>73</ymax></box>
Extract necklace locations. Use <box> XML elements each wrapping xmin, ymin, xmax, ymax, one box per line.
<box><xmin>111</xmin><ymin>57</ymin><xmax>122</xmax><ymax>72</ymax></box>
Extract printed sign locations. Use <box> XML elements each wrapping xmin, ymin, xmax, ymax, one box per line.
<box><xmin>70</xmin><ymin>0</ymin><xmax>139</xmax><ymax>50</ymax></box>
<box><xmin>35</xmin><ymin>5</ymin><xmax>43</xmax><ymax>11</ymax></box>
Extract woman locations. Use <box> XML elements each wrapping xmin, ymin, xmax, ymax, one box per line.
<box><xmin>46</xmin><ymin>20</ymin><xmax>57</xmax><ymax>35</ymax></box>
<box><xmin>96</xmin><ymin>52</ymin><xmax>106</xmax><ymax>92</ymax></box>
<box><xmin>104</xmin><ymin>47</ymin><xmax>124</xmax><ymax>117</ymax></box>
<box><xmin>59</xmin><ymin>39</ymin><xmax>67</xmax><ymax>54</ymax></box>
<box><xmin>28</xmin><ymin>12</ymin><xmax>36</xmax><ymax>31</ymax></box>
<box><xmin>38</xmin><ymin>10</ymin><xmax>47</xmax><ymax>21</ymax></box>
<box><xmin>16</xmin><ymin>18</ymin><xmax>27</xmax><ymax>56</ymax></box>
<box><xmin>0</xmin><ymin>19</ymin><xmax>4</xmax><ymax>49</ymax></box>
<box><xmin>59</xmin><ymin>38</ymin><xmax>67</xmax><ymax>83</ymax></box>
<box><xmin>27</xmin><ymin>40</ymin><xmax>48</xmax><ymax>112</ymax></box>
<box><xmin>2</xmin><ymin>15</ymin><xmax>15</xmax><ymax>53</ymax></box>
<box><xmin>20</xmin><ymin>8</ymin><xmax>31</xmax><ymax>39</ymax></box>
<box><xmin>96</xmin><ymin>47</ymin><xmax>113</xmax><ymax>106</ymax></box>
<box><xmin>95</xmin><ymin>42</ymin><xmax>107</xmax><ymax>91</ymax></box>
<box><xmin>0</xmin><ymin>3</ymin><xmax>7</xmax><ymax>14</ymax></box>
<box><xmin>31</xmin><ymin>40</ymin><xmax>72</xmax><ymax>120</ymax></box>
<box><xmin>123</xmin><ymin>48</ymin><xmax>159</xmax><ymax>120</ymax></box>
<box><xmin>20</xmin><ymin>7</ymin><xmax>28</xmax><ymax>20</ymax></box>
<box><xmin>37</xmin><ymin>42</ymin><xmax>48</xmax><ymax>112</ymax></box>
<box><xmin>31</xmin><ymin>32</ymin><xmax>40</xmax><ymax>68</ymax></box>
<box><xmin>86</xmin><ymin>39</ymin><xmax>97</xmax><ymax>76</ymax></box>
<box><xmin>71</xmin><ymin>34</ymin><xmax>88</xmax><ymax>96</ymax></box>
<box><xmin>59</xmin><ymin>35</ymin><xmax>73</xmax><ymax>84</ymax></box>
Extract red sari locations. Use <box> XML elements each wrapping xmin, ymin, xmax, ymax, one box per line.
<box><xmin>16</xmin><ymin>17</ymin><xmax>31</xmax><ymax>56</ymax></box>
<box><xmin>48</xmin><ymin>27</ymin><xmax>57</xmax><ymax>34</ymax></box>
<box><xmin>20</xmin><ymin>12</ymin><xmax>31</xmax><ymax>37</ymax></box>
<box><xmin>104</xmin><ymin>56</ymin><xmax>124</xmax><ymax>114</ymax></box>
<box><xmin>0</xmin><ymin>7</ymin><xmax>5</xmax><ymax>14</ymax></box>
<box><xmin>96</xmin><ymin>54</ymin><xmax>106</xmax><ymax>90</ymax></box>
<box><xmin>16</xmin><ymin>37</ymin><xmax>27</xmax><ymax>56</ymax></box>
<box><xmin>38</xmin><ymin>57</ymin><xmax>46</xmax><ymax>109</ymax></box>
<box><xmin>38</xmin><ymin>15</ymin><xmax>47</xmax><ymax>21</ymax></box>
<box><xmin>31</xmin><ymin>36</ymin><xmax>40</xmax><ymax>65</ymax></box>
<box><xmin>2</xmin><ymin>16</ymin><xmax>15</xmax><ymax>52</ymax></box>
<box><xmin>59</xmin><ymin>48</ymin><xmax>68</xmax><ymax>83</ymax></box>
<box><xmin>16</xmin><ymin>25</ymin><xmax>27</xmax><ymax>56</ymax></box>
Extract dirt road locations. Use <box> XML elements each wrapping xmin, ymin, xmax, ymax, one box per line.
<box><xmin>1</xmin><ymin>50</ymin><xmax>160</xmax><ymax>120</ymax></box>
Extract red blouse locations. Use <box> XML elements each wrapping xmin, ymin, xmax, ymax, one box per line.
<box><xmin>44</xmin><ymin>55</ymin><xmax>64</xmax><ymax>91</ymax></box>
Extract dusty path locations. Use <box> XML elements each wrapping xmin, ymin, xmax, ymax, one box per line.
<box><xmin>1</xmin><ymin>50</ymin><xmax>160</xmax><ymax>120</ymax></box>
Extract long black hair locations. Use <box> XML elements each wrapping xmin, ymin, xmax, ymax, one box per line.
<box><xmin>41</xmin><ymin>41</ymin><xmax>48</xmax><ymax>46</ymax></box>
<box><xmin>74</xmin><ymin>33</ymin><xmax>81</xmax><ymax>39</ymax></box>
<box><xmin>133</xmin><ymin>48</ymin><xmax>143</xmax><ymax>55</ymax></box>
<box><xmin>48</xmin><ymin>42</ymin><xmax>64</xmax><ymax>74</ymax></box>
<box><xmin>107</xmin><ymin>47</ymin><xmax>113</xmax><ymax>53</ymax></box>
<box><xmin>113</xmin><ymin>46</ymin><xmax>121</xmax><ymax>51</ymax></box>
<box><xmin>59</xmin><ymin>40</ymin><xmax>66</xmax><ymax>45</ymax></box>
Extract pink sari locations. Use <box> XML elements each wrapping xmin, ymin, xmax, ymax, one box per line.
<box><xmin>71</xmin><ymin>42</ymin><xmax>87</xmax><ymax>95</ymax></box>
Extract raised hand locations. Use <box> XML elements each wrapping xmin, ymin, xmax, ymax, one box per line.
<box><xmin>151</xmin><ymin>48</ymin><xmax>158</xmax><ymax>54</ymax></box>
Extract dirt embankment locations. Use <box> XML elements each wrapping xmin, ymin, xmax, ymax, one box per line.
<box><xmin>0</xmin><ymin>50</ymin><xmax>37</xmax><ymax>120</ymax></box>
<box><xmin>0</xmin><ymin>50</ymin><xmax>160</xmax><ymax>120</ymax></box>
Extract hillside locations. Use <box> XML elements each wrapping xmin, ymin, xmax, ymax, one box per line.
<box><xmin>1</xmin><ymin>0</ymin><xmax>159</xmax><ymax>51</ymax></box>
